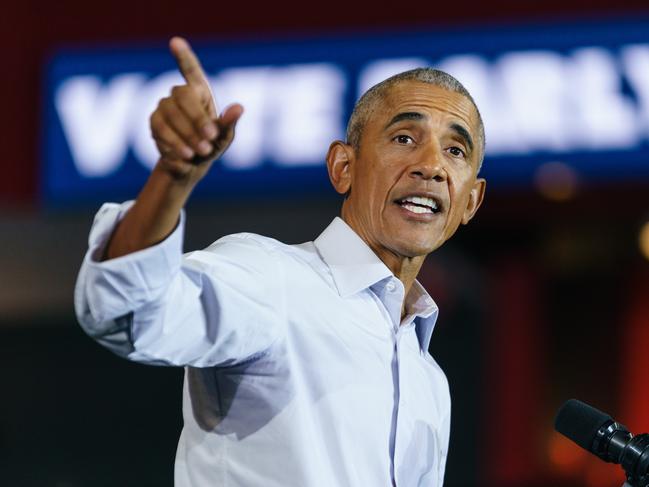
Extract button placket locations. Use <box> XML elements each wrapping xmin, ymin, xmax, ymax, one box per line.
<box><xmin>392</xmin><ymin>330</ymin><xmax>407</xmax><ymax>487</ymax></box>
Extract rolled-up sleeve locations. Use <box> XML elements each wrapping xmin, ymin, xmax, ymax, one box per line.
<box><xmin>74</xmin><ymin>201</ymin><xmax>286</xmax><ymax>368</ymax></box>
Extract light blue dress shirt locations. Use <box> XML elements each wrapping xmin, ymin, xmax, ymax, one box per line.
<box><xmin>74</xmin><ymin>201</ymin><xmax>450</xmax><ymax>487</ymax></box>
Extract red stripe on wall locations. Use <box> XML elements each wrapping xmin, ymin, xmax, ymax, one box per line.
<box><xmin>483</xmin><ymin>257</ymin><xmax>546</xmax><ymax>486</ymax></box>
<box><xmin>620</xmin><ymin>268</ymin><xmax>649</xmax><ymax>434</ymax></box>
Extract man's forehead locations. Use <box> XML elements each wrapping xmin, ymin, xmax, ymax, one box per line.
<box><xmin>378</xmin><ymin>80</ymin><xmax>477</xmax><ymax>128</ymax></box>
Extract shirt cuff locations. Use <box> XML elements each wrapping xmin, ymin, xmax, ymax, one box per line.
<box><xmin>83</xmin><ymin>200</ymin><xmax>185</xmax><ymax>301</ymax></box>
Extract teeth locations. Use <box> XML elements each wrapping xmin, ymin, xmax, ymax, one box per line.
<box><xmin>402</xmin><ymin>195</ymin><xmax>438</xmax><ymax>210</ymax></box>
<box><xmin>402</xmin><ymin>204</ymin><xmax>433</xmax><ymax>214</ymax></box>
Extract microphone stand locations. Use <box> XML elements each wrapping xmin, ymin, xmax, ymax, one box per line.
<box><xmin>622</xmin><ymin>480</ymin><xmax>649</xmax><ymax>487</ymax></box>
<box><xmin>621</xmin><ymin>474</ymin><xmax>649</xmax><ymax>485</ymax></box>
<box><xmin>619</xmin><ymin>432</ymin><xmax>649</xmax><ymax>487</ymax></box>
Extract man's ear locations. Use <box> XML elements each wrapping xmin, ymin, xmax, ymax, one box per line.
<box><xmin>326</xmin><ymin>141</ymin><xmax>354</xmax><ymax>195</ymax></box>
<box><xmin>462</xmin><ymin>178</ymin><xmax>486</xmax><ymax>225</ymax></box>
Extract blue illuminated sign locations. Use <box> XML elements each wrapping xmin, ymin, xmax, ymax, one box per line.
<box><xmin>42</xmin><ymin>19</ymin><xmax>649</xmax><ymax>205</ymax></box>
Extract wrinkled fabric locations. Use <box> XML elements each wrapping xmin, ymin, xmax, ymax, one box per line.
<box><xmin>75</xmin><ymin>201</ymin><xmax>451</xmax><ymax>487</ymax></box>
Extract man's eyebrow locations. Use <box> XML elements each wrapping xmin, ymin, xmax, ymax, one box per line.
<box><xmin>450</xmin><ymin>123</ymin><xmax>474</xmax><ymax>154</ymax></box>
<box><xmin>384</xmin><ymin>111</ymin><xmax>426</xmax><ymax>129</ymax></box>
<box><xmin>384</xmin><ymin>112</ymin><xmax>475</xmax><ymax>153</ymax></box>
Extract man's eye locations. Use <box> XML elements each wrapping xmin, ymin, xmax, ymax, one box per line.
<box><xmin>394</xmin><ymin>135</ymin><xmax>414</xmax><ymax>144</ymax></box>
<box><xmin>448</xmin><ymin>146</ymin><xmax>465</xmax><ymax>157</ymax></box>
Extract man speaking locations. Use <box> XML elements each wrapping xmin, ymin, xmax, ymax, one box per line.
<box><xmin>74</xmin><ymin>36</ymin><xmax>486</xmax><ymax>486</ymax></box>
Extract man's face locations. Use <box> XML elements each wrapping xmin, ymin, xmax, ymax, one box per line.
<box><xmin>333</xmin><ymin>80</ymin><xmax>486</xmax><ymax>263</ymax></box>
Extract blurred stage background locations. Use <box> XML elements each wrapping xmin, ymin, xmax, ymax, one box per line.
<box><xmin>2</xmin><ymin>1</ymin><xmax>649</xmax><ymax>486</ymax></box>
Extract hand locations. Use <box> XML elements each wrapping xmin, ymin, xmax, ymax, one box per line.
<box><xmin>150</xmin><ymin>36</ymin><xmax>243</xmax><ymax>183</ymax></box>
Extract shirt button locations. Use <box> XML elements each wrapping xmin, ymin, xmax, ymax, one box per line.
<box><xmin>386</xmin><ymin>281</ymin><xmax>396</xmax><ymax>292</ymax></box>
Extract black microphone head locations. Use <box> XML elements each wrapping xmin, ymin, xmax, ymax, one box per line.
<box><xmin>554</xmin><ymin>399</ymin><xmax>613</xmax><ymax>451</ymax></box>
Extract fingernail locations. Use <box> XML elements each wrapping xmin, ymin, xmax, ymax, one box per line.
<box><xmin>202</xmin><ymin>123</ymin><xmax>217</xmax><ymax>140</ymax></box>
<box><xmin>198</xmin><ymin>140</ymin><xmax>212</xmax><ymax>156</ymax></box>
<box><xmin>181</xmin><ymin>147</ymin><xmax>195</xmax><ymax>159</ymax></box>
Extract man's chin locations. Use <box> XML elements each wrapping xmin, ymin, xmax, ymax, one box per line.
<box><xmin>391</xmin><ymin>239</ymin><xmax>441</xmax><ymax>260</ymax></box>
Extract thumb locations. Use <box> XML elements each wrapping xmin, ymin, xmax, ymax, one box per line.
<box><xmin>215</xmin><ymin>103</ymin><xmax>244</xmax><ymax>145</ymax></box>
<box><xmin>219</xmin><ymin>103</ymin><xmax>244</xmax><ymax>129</ymax></box>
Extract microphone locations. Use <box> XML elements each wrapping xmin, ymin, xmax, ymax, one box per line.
<box><xmin>554</xmin><ymin>399</ymin><xmax>649</xmax><ymax>487</ymax></box>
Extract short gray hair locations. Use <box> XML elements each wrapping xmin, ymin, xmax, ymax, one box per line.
<box><xmin>346</xmin><ymin>68</ymin><xmax>485</xmax><ymax>171</ymax></box>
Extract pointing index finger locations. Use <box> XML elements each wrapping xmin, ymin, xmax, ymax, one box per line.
<box><xmin>169</xmin><ymin>36</ymin><xmax>210</xmax><ymax>88</ymax></box>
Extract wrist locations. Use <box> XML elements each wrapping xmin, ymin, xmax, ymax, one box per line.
<box><xmin>151</xmin><ymin>162</ymin><xmax>197</xmax><ymax>195</ymax></box>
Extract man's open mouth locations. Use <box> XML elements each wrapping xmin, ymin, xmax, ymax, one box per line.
<box><xmin>395</xmin><ymin>195</ymin><xmax>442</xmax><ymax>215</ymax></box>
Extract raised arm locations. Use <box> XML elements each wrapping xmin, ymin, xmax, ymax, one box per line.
<box><xmin>104</xmin><ymin>37</ymin><xmax>243</xmax><ymax>260</ymax></box>
<box><xmin>75</xmin><ymin>38</ymin><xmax>284</xmax><ymax>367</ymax></box>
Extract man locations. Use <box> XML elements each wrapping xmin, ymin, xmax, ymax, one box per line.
<box><xmin>75</xmin><ymin>36</ymin><xmax>486</xmax><ymax>486</ymax></box>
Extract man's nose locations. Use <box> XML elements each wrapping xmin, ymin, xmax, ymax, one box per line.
<box><xmin>408</xmin><ymin>146</ymin><xmax>447</xmax><ymax>182</ymax></box>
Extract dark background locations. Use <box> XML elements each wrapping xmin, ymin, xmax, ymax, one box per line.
<box><xmin>2</xmin><ymin>1</ymin><xmax>649</xmax><ymax>486</ymax></box>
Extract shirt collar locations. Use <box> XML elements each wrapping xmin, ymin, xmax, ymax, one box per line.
<box><xmin>314</xmin><ymin>217</ymin><xmax>392</xmax><ymax>298</ymax></box>
<box><xmin>406</xmin><ymin>280</ymin><xmax>439</xmax><ymax>353</ymax></box>
<box><xmin>314</xmin><ymin>217</ymin><xmax>439</xmax><ymax>353</ymax></box>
